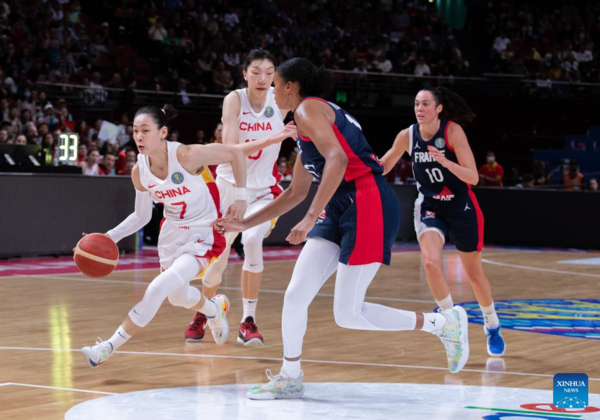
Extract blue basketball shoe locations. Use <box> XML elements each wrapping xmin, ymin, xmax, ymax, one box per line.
<box><xmin>484</xmin><ymin>325</ymin><xmax>506</xmax><ymax>356</ymax></box>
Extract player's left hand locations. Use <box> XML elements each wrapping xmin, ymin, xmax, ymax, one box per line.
<box><xmin>286</xmin><ymin>216</ymin><xmax>316</xmax><ymax>245</ymax></box>
<box><xmin>427</xmin><ymin>146</ymin><xmax>450</xmax><ymax>167</ymax></box>
<box><xmin>226</xmin><ymin>199</ymin><xmax>247</xmax><ymax>219</ymax></box>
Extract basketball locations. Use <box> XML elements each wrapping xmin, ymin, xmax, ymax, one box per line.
<box><xmin>73</xmin><ymin>233</ymin><xmax>119</xmax><ymax>278</ymax></box>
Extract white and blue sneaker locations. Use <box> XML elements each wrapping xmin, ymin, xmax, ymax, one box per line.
<box><xmin>484</xmin><ymin>325</ymin><xmax>506</xmax><ymax>356</ymax></box>
<box><xmin>247</xmin><ymin>369</ymin><xmax>305</xmax><ymax>400</ymax></box>
<box><xmin>433</xmin><ymin>305</ymin><xmax>470</xmax><ymax>373</ymax></box>
<box><xmin>81</xmin><ymin>338</ymin><xmax>113</xmax><ymax>368</ymax></box>
<box><xmin>207</xmin><ymin>294</ymin><xmax>230</xmax><ymax>345</ymax></box>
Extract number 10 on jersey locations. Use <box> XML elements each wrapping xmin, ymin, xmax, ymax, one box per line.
<box><xmin>425</xmin><ymin>168</ymin><xmax>444</xmax><ymax>183</ymax></box>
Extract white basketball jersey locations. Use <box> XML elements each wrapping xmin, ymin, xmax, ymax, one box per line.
<box><xmin>137</xmin><ymin>141</ymin><xmax>219</xmax><ymax>227</ymax></box>
<box><xmin>216</xmin><ymin>87</ymin><xmax>284</xmax><ymax>189</ymax></box>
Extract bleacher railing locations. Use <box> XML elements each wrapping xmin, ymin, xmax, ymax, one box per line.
<box><xmin>35</xmin><ymin>71</ymin><xmax>600</xmax><ymax>114</ymax></box>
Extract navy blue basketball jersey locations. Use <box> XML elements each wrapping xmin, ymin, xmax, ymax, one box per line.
<box><xmin>296</xmin><ymin>98</ymin><xmax>383</xmax><ymax>186</ymax></box>
<box><xmin>409</xmin><ymin>119</ymin><xmax>469</xmax><ymax>200</ymax></box>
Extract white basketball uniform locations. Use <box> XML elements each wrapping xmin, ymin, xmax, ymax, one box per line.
<box><xmin>137</xmin><ymin>141</ymin><xmax>224</xmax><ymax>272</ymax></box>
<box><xmin>216</xmin><ymin>87</ymin><xmax>284</xmax><ymax>218</ymax></box>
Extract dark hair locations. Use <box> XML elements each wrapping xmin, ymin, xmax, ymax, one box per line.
<box><xmin>243</xmin><ymin>48</ymin><xmax>277</xmax><ymax>70</ymax></box>
<box><xmin>277</xmin><ymin>57</ymin><xmax>333</xmax><ymax>97</ymax></box>
<box><xmin>423</xmin><ymin>86</ymin><xmax>476</xmax><ymax>125</ymax></box>
<box><xmin>134</xmin><ymin>104</ymin><xmax>178</xmax><ymax>131</ymax></box>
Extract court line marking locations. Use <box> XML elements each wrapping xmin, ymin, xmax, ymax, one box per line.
<box><xmin>1</xmin><ymin>346</ymin><xmax>598</xmax><ymax>381</ymax></box>
<box><xmin>0</xmin><ymin>382</ymin><xmax>117</xmax><ymax>395</ymax></box>
<box><xmin>482</xmin><ymin>259</ymin><xmax>600</xmax><ymax>279</ymax></box>
<box><xmin>7</xmin><ymin>275</ymin><xmax>435</xmax><ymax>305</ymax></box>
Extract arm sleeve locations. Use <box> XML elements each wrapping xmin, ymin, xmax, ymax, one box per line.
<box><xmin>106</xmin><ymin>190</ymin><xmax>153</xmax><ymax>243</ymax></box>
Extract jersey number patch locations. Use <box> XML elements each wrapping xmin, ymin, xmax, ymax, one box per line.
<box><xmin>425</xmin><ymin>168</ymin><xmax>444</xmax><ymax>183</ymax></box>
<box><xmin>172</xmin><ymin>201</ymin><xmax>187</xmax><ymax>219</ymax></box>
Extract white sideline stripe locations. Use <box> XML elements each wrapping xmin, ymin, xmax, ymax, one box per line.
<box><xmin>0</xmin><ymin>346</ymin><xmax>598</xmax><ymax>381</ymax></box>
<box><xmin>1</xmin><ymin>382</ymin><xmax>117</xmax><ymax>395</ymax></box>
<box><xmin>482</xmin><ymin>259</ymin><xmax>600</xmax><ymax>278</ymax></box>
<box><xmin>8</xmin><ymin>275</ymin><xmax>434</xmax><ymax>305</ymax></box>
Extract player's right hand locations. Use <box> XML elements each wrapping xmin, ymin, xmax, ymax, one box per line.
<box><xmin>272</xmin><ymin>121</ymin><xmax>297</xmax><ymax>143</ymax></box>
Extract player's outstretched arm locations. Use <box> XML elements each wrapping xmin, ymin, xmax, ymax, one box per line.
<box><xmin>106</xmin><ymin>164</ymin><xmax>153</xmax><ymax>243</ymax></box>
<box><xmin>238</xmin><ymin>121</ymin><xmax>297</xmax><ymax>156</ymax></box>
<box><xmin>216</xmin><ymin>157</ymin><xmax>313</xmax><ymax>234</ymax></box>
<box><xmin>381</xmin><ymin>128</ymin><xmax>410</xmax><ymax>175</ymax></box>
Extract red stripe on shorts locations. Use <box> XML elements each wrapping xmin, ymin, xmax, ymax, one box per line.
<box><xmin>206</xmin><ymin>180</ymin><xmax>226</xmax><ymax>258</ymax></box>
<box><xmin>467</xmin><ymin>186</ymin><xmax>485</xmax><ymax>252</ymax></box>
<box><xmin>348</xmin><ymin>174</ymin><xmax>384</xmax><ymax>265</ymax></box>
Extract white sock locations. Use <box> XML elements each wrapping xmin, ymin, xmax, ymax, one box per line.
<box><xmin>481</xmin><ymin>303</ymin><xmax>500</xmax><ymax>329</ymax></box>
<box><xmin>282</xmin><ymin>359</ymin><xmax>302</xmax><ymax>379</ymax></box>
<box><xmin>242</xmin><ymin>298</ymin><xmax>258</xmax><ymax>322</ymax></box>
<box><xmin>421</xmin><ymin>313</ymin><xmax>447</xmax><ymax>333</ymax></box>
<box><xmin>435</xmin><ymin>294</ymin><xmax>454</xmax><ymax>311</ymax></box>
<box><xmin>107</xmin><ymin>326</ymin><xmax>131</xmax><ymax>353</ymax></box>
<box><xmin>200</xmin><ymin>296</ymin><xmax>218</xmax><ymax>318</ymax></box>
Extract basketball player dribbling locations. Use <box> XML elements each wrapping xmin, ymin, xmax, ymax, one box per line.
<box><xmin>81</xmin><ymin>104</ymin><xmax>249</xmax><ymax>367</ymax></box>
<box><xmin>184</xmin><ymin>49</ymin><xmax>296</xmax><ymax>347</ymax></box>
<box><xmin>218</xmin><ymin>58</ymin><xmax>470</xmax><ymax>400</ymax></box>
<box><xmin>381</xmin><ymin>87</ymin><xmax>506</xmax><ymax>357</ymax></box>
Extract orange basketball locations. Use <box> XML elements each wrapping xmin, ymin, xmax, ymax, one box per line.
<box><xmin>74</xmin><ymin>233</ymin><xmax>119</xmax><ymax>278</ymax></box>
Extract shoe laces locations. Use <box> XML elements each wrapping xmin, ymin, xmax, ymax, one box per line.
<box><xmin>265</xmin><ymin>369</ymin><xmax>283</xmax><ymax>384</ymax></box>
<box><xmin>242</xmin><ymin>321</ymin><xmax>258</xmax><ymax>333</ymax></box>
<box><xmin>189</xmin><ymin>313</ymin><xmax>206</xmax><ymax>329</ymax></box>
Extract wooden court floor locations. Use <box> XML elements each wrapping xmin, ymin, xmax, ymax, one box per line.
<box><xmin>0</xmin><ymin>247</ymin><xmax>599</xmax><ymax>419</ymax></box>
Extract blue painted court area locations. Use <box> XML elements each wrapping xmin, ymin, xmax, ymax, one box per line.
<box><xmin>461</xmin><ymin>300</ymin><xmax>600</xmax><ymax>340</ymax></box>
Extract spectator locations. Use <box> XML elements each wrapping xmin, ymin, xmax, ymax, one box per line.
<box><xmin>76</xmin><ymin>143</ymin><xmax>88</xmax><ymax>166</ymax></box>
<box><xmin>119</xmin><ymin>159</ymin><xmax>135</xmax><ymax>176</ymax></box>
<box><xmin>212</xmin><ymin>61</ymin><xmax>234</xmax><ymax>93</ymax></box>
<box><xmin>478</xmin><ymin>151</ymin><xmax>504</xmax><ymax>187</ymax></box>
<box><xmin>7</xmin><ymin>106</ymin><xmax>22</xmax><ymax>135</ymax></box>
<box><xmin>100</xmin><ymin>152</ymin><xmax>117</xmax><ymax>176</ymax></box>
<box><xmin>493</xmin><ymin>33</ymin><xmax>510</xmax><ymax>57</ymax></box>
<box><xmin>210</xmin><ymin>123</ymin><xmax>223</xmax><ymax>144</ymax></box>
<box><xmin>414</xmin><ymin>57</ymin><xmax>431</xmax><ymax>76</ymax></box>
<box><xmin>515</xmin><ymin>174</ymin><xmax>535</xmax><ymax>188</ymax></box>
<box><xmin>0</xmin><ymin>129</ymin><xmax>8</xmax><ymax>143</ymax></box>
<box><xmin>195</xmin><ymin>129</ymin><xmax>206</xmax><ymax>144</ymax></box>
<box><xmin>82</xmin><ymin>149</ymin><xmax>101</xmax><ymax>176</ymax></box>
<box><xmin>563</xmin><ymin>161</ymin><xmax>584</xmax><ymax>191</ymax></box>
<box><xmin>374</xmin><ymin>54</ymin><xmax>393</xmax><ymax>74</ymax></box>
<box><xmin>89</xmin><ymin>72</ymin><xmax>108</xmax><ymax>104</ymax></box>
<box><xmin>14</xmin><ymin>134</ymin><xmax>27</xmax><ymax>145</ymax></box>
<box><xmin>589</xmin><ymin>178</ymin><xmax>598</xmax><ymax>192</ymax></box>
<box><xmin>41</xmin><ymin>133</ymin><xmax>56</xmax><ymax>166</ymax></box>
<box><xmin>116</xmin><ymin>114</ymin><xmax>131</xmax><ymax>147</ymax></box>
<box><xmin>278</xmin><ymin>157</ymin><xmax>292</xmax><ymax>181</ymax></box>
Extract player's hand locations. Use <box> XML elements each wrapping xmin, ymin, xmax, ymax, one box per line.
<box><xmin>226</xmin><ymin>199</ymin><xmax>247</xmax><ymax>219</ymax></box>
<box><xmin>214</xmin><ymin>216</ymin><xmax>246</xmax><ymax>234</ymax></box>
<box><xmin>286</xmin><ymin>216</ymin><xmax>316</xmax><ymax>245</ymax></box>
<box><xmin>427</xmin><ymin>146</ymin><xmax>450</xmax><ymax>167</ymax></box>
<box><xmin>271</xmin><ymin>121</ymin><xmax>297</xmax><ymax>144</ymax></box>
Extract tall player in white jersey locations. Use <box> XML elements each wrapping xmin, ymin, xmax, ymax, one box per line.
<box><xmin>81</xmin><ymin>104</ymin><xmax>251</xmax><ymax>368</ymax></box>
<box><xmin>185</xmin><ymin>49</ymin><xmax>296</xmax><ymax>346</ymax></box>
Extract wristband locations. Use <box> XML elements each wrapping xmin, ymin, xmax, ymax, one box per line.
<box><xmin>235</xmin><ymin>187</ymin><xmax>247</xmax><ymax>201</ymax></box>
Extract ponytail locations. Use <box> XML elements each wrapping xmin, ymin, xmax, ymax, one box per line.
<box><xmin>427</xmin><ymin>87</ymin><xmax>475</xmax><ymax>125</ymax></box>
<box><xmin>277</xmin><ymin>57</ymin><xmax>333</xmax><ymax>97</ymax></box>
<box><xmin>134</xmin><ymin>104</ymin><xmax>178</xmax><ymax>135</ymax></box>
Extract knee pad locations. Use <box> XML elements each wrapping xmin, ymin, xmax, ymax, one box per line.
<box><xmin>168</xmin><ymin>285</ymin><xmax>201</xmax><ymax>309</ymax></box>
<box><xmin>241</xmin><ymin>231</ymin><xmax>264</xmax><ymax>273</ymax></box>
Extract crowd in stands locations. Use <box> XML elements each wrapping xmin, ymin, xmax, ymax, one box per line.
<box><xmin>485</xmin><ymin>1</ymin><xmax>600</xmax><ymax>85</ymax></box>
